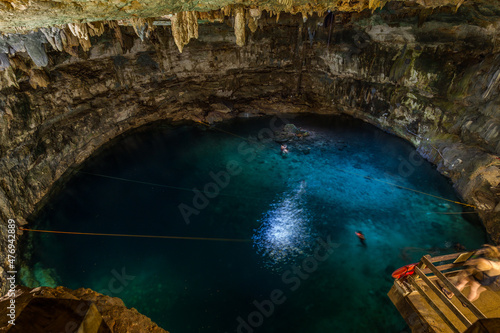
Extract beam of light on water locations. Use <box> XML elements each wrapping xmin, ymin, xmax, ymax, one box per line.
<box><xmin>252</xmin><ymin>182</ymin><xmax>316</xmax><ymax>270</ymax></box>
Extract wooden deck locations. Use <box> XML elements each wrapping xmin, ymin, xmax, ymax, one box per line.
<box><xmin>388</xmin><ymin>249</ymin><xmax>500</xmax><ymax>333</ymax></box>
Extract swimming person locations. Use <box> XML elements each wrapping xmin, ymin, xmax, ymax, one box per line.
<box><xmin>355</xmin><ymin>231</ymin><xmax>366</xmax><ymax>246</ymax></box>
<box><xmin>281</xmin><ymin>144</ymin><xmax>289</xmax><ymax>155</ymax></box>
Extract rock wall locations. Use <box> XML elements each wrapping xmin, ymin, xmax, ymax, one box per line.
<box><xmin>0</xmin><ymin>285</ymin><xmax>167</xmax><ymax>332</ymax></box>
<box><xmin>1</xmin><ymin>5</ymin><xmax>500</xmax><ymax>296</ymax></box>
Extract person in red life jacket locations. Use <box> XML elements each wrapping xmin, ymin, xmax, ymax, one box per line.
<box><xmin>355</xmin><ymin>231</ymin><xmax>366</xmax><ymax>246</ymax></box>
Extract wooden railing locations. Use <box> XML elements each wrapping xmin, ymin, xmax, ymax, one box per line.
<box><xmin>404</xmin><ymin>249</ymin><xmax>488</xmax><ymax>332</ymax></box>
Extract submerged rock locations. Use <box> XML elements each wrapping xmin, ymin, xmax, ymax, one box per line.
<box><xmin>275</xmin><ymin>123</ymin><xmax>311</xmax><ymax>143</ymax></box>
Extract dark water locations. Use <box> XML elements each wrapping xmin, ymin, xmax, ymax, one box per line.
<box><xmin>21</xmin><ymin>114</ymin><xmax>486</xmax><ymax>332</ymax></box>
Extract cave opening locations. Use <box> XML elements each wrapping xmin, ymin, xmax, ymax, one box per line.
<box><xmin>19</xmin><ymin>114</ymin><xmax>487</xmax><ymax>332</ymax></box>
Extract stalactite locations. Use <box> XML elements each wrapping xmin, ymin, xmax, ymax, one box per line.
<box><xmin>29</xmin><ymin>68</ymin><xmax>49</xmax><ymax>89</ymax></box>
<box><xmin>128</xmin><ymin>18</ymin><xmax>155</xmax><ymax>41</ymax></box>
<box><xmin>24</xmin><ymin>31</ymin><xmax>48</xmax><ymax>67</ymax></box>
<box><xmin>67</xmin><ymin>23</ymin><xmax>89</xmax><ymax>41</ymax></box>
<box><xmin>87</xmin><ymin>21</ymin><xmax>105</xmax><ymax>37</ymax></box>
<box><xmin>368</xmin><ymin>0</ymin><xmax>388</xmax><ymax>12</ymax></box>
<box><xmin>60</xmin><ymin>26</ymin><xmax>80</xmax><ymax>57</ymax></box>
<box><xmin>40</xmin><ymin>27</ymin><xmax>63</xmax><ymax>52</ymax></box>
<box><xmin>248</xmin><ymin>8</ymin><xmax>262</xmax><ymax>33</ymax></box>
<box><xmin>108</xmin><ymin>21</ymin><xmax>124</xmax><ymax>48</ymax></box>
<box><xmin>170</xmin><ymin>11</ymin><xmax>198</xmax><ymax>53</ymax></box>
<box><xmin>222</xmin><ymin>6</ymin><xmax>232</xmax><ymax>17</ymax></box>
<box><xmin>67</xmin><ymin>23</ymin><xmax>91</xmax><ymax>52</ymax></box>
<box><xmin>234</xmin><ymin>7</ymin><xmax>245</xmax><ymax>47</ymax></box>
<box><xmin>79</xmin><ymin>35</ymin><xmax>91</xmax><ymax>52</ymax></box>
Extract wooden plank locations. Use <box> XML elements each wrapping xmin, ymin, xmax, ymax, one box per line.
<box><xmin>421</xmin><ymin>255</ymin><xmax>486</xmax><ymax>320</ymax></box>
<box><xmin>429</xmin><ymin>253</ymin><xmax>462</xmax><ymax>263</ymax></box>
<box><xmin>414</xmin><ymin>266</ymin><xmax>471</xmax><ymax>329</ymax></box>
<box><xmin>422</xmin><ymin>263</ymin><xmax>466</xmax><ymax>275</ymax></box>
<box><xmin>429</xmin><ymin>249</ymin><xmax>485</xmax><ymax>264</ymax></box>
<box><xmin>409</xmin><ymin>276</ymin><xmax>462</xmax><ymax>333</ymax></box>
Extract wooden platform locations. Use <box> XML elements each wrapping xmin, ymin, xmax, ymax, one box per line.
<box><xmin>388</xmin><ymin>250</ymin><xmax>500</xmax><ymax>333</ymax></box>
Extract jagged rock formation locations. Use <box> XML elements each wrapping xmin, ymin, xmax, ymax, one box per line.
<box><xmin>0</xmin><ymin>0</ymin><xmax>500</xmax><ymax>325</ymax></box>
<box><xmin>0</xmin><ymin>286</ymin><xmax>167</xmax><ymax>332</ymax></box>
<box><xmin>0</xmin><ymin>0</ymin><xmax>470</xmax><ymax>33</ymax></box>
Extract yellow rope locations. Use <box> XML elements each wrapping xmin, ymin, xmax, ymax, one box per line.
<box><xmin>19</xmin><ymin>227</ymin><xmax>250</xmax><ymax>242</ymax></box>
<box><xmin>333</xmin><ymin>167</ymin><xmax>476</xmax><ymax>208</ymax></box>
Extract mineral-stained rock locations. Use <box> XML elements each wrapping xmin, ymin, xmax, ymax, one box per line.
<box><xmin>247</xmin><ymin>8</ymin><xmax>262</xmax><ymax>33</ymax></box>
<box><xmin>67</xmin><ymin>22</ymin><xmax>92</xmax><ymax>52</ymax></box>
<box><xmin>0</xmin><ymin>54</ymin><xmax>9</xmax><ymax>69</ymax></box>
<box><xmin>40</xmin><ymin>27</ymin><xmax>63</xmax><ymax>52</ymax></box>
<box><xmin>108</xmin><ymin>20</ymin><xmax>124</xmax><ymax>48</ymax></box>
<box><xmin>23</xmin><ymin>31</ymin><xmax>48</xmax><ymax>67</ymax></box>
<box><xmin>0</xmin><ymin>39</ymin><xmax>9</xmax><ymax>54</ymax></box>
<box><xmin>128</xmin><ymin>17</ymin><xmax>154</xmax><ymax>41</ymax></box>
<box><xmin>60</xmin><ymin>26</ymin><xmax>80</xmax><ymax>56</ymax></box>
<box><xmin>87</xmin><ymin>21</ymin><xmax>105</xmax><ymax>37</ymax></box>
<box><xmin>0</xmin><ymin>66</ymin><xmax>18</xmax><ymax>89</ymax></box>
<box><xmin>5</xmin><ymin>34</ymin><xmax>26</xmax><ymax>53</ymax></box>
<box><xmin>29</xmin><ymin>68</ymin><xmax>50</xmax><ymax>89</ymax></box>
<box><xmin>210</xmin><ymin>103</ymin><xmax>232</xmax><ymax>114</ymax></box>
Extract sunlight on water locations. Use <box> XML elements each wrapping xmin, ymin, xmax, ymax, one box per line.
<box><xmin>252</xmin><ymin>182</ymin><xmax>316</xmax><ymax>268</ymax></box>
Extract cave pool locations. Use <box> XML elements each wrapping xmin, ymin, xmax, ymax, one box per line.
<box><xmin>20</xmin><ymin>114</ymin><xmax>487</xmax><ymax>332</ymax></box>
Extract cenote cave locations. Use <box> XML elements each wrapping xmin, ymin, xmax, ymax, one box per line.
<box><xmin>2</xmin><ymin>0</ymin><xmax>500</xmax><ymax>332</ymax></box>
<box><xmin>19</xmin><ymin>115</ymin><xmax>487</xmax><ymax>332</ymax></box>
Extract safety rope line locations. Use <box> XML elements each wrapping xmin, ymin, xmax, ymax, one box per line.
<box><xmin>19</xmin><ymin>227</ymin><xmax>250</xmax><ymax>242</ymax></box>
<box><xmin>332</xmin><ymin>166</ymin><xmax>476</xmax><ymax>208</ymax></box>
<box><xmin>80</xmin><ymin>171</ymin><xmax>476</xmax><ymax>216</ymax></box>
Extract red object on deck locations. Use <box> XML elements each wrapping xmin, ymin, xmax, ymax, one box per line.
<box><xmin>392</xmin><ymin>263</ymin><xmax>417</xmax><ymax>279</ymax></box>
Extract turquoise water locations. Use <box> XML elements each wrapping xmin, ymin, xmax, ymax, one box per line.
<box><xmin>22</xmin><ymin>114</ymin><xmax>487</xmax><ymax>332</ymax></box>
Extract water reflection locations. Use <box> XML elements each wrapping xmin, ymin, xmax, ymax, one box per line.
<box><xmin>252</xmin><ymin>182</ymin><xmax>316</xmax><ymax>269</ymax></box>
